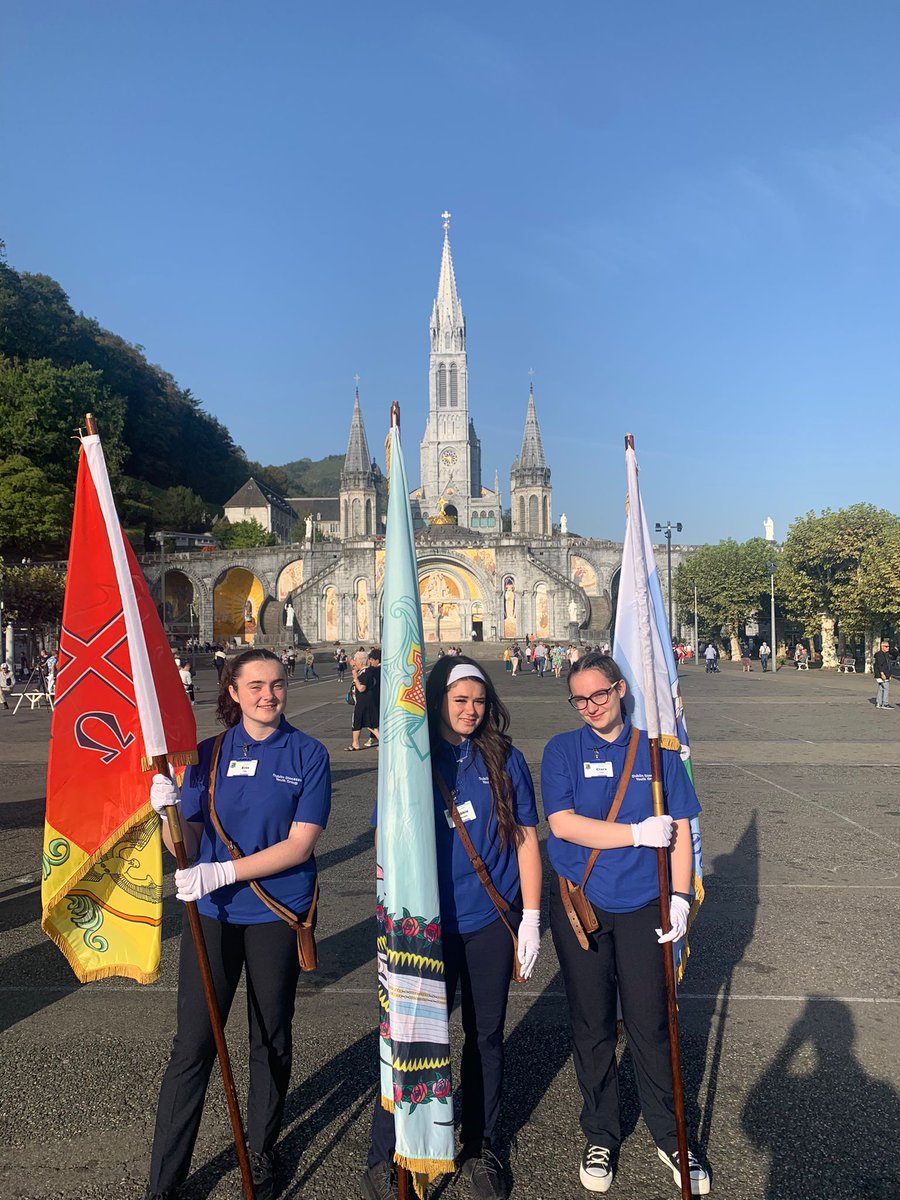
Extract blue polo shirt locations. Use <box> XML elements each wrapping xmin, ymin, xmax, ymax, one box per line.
<box><xmin>540</xmin><ymin>720</ymin><xmax>700</xmax><ymax>913</ymax></box>
<box><xmin>373</xmin><ymin>740</ymin><xmax>538</xmax><ymax>934</ymax></box>
<box><xmin>433</xmin><ymin>740</ymin><xmax>538</xmax><ymax>933</ymax></box>
<box><xmin>180</xmin><ymin>718</ymin><xmax>331</xmax><ymax>923</ymax></box>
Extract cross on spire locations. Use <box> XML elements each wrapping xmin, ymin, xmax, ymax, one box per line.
<box><xmin>441</xmin><ymin>210</ymin><xmax>451</xmax><ymax>232</ymax></box>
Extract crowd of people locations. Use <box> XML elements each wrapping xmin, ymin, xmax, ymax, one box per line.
<box><xmin>143</xmin><ymin>645</ymin><xmax>711</xmax><ymax>1200</ymax></box>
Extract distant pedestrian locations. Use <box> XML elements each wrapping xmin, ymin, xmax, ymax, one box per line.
<box><xmin>304</xmin><ymin>649</ymin><xmax>318</xmax><ymax>682</ymax></box>
<box><xmin>535</xmin><ymin>642</ymin><xmax>548</xmax><ymax>677</ymax></box>
<box><xmin>705</xmin><ymin>643</ymin><xmax>718</xmax><ymax>673</ymax></box>
<box><xmin>0</xmin><ymin>663</ymin><xmax>12</xmax><ymax>709</ymax></box>
<box><xmin>759</xmin><ymin>642</ymin><xmax>771</xmax><ymax>673</ymax></box>
<box><xmin>336</xmin><ymin>648</ymin><xmax>348</xmax><ymax>683</ymax></box>
<box><xmin>179</xmin><ymin>661</ymin><xmax>195</xmax><ymax>705</ymax></box>
<box><xmin>287</xmin><ymin>649</ymin><xmax>296</xmax><ymax>678</ymax></box>
<box><xmin>874</xmin><ymin>640</ymin><xmax>893</xmax><ymax>708</ymax></box>
<box><xmin>741</xmin><ymin>644</ymin><xmax>752</xmax><ymax>673</ymax></box>
<box><xmin>214</xmin><ymin>645</ymin><xmax>227</xmax><ymax>681</ymax></box>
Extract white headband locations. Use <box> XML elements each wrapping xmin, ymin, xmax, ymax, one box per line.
<box><xmin>446</xmin><ymin>663</ymin><xmax>486</xmax><ymax>688</ymax></box>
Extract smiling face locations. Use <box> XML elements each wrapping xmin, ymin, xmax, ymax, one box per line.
<box><xmin>440</xmin><ymin>678</ymin><xmax>487</xmax><ymax>744</ymax></box>
<box><xmin>568</xmin><ymin>666</ymin><xmax>626</xmax><ymax>740</ymax></box>
<box><xmin>229</xmin><ymin>658</ymin><xmax>288</xmax><ymax>735</ymax></box>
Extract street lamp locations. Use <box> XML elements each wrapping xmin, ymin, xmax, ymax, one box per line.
<box><xmin>693</xmin><ymin>583</ymin><xmax>699</xmax><ymax>668</ymax></box>
<box><xmin>655</xmin><ymin>521</ymin><xmax>683</xmax><ymax>639</ymax></box>
<box><xmin>767</xmin><ymin>559</ymin><xmax>778</xmax><ymax>677</ymax></box>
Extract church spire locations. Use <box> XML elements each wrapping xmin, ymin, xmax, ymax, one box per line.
<box><xmin>431</xmin><ymin>212</ymin><xmax>465</xmax><ymax>352</ymax></box>
<box><xmin>341</xmin><ymin>386</ymin><xmax>372</xmax><ymax>484</ymax></box>
<box><xmin>518</xmin><ymin>381</ymin><xmax>548</xmax><ymax>470</ymax></box>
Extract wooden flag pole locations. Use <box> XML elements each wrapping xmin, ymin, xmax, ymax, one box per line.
<box><xmin>81</xmin><ymin>415</ymin><xmax>254</xmax><ymax>1198</ymax></box>
<box><xmin>623</xmin><ymin>434</ymin><xmax>691</xmax><ymax>1200</ymax></box>
<box><xmin>156</xmin><ymin>757</ymin><xmax>257</xmax><ymax>1200</ymax></box>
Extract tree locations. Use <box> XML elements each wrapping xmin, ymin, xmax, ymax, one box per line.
<box><xmin>832</xmin><ymin>516</ymin><xmax>900</xmax><ymax>669</ymax></box>
<box><xmin>779</xmin><ymin>505</ymin><xmax>898</xmax><ymax>669</ymax></box>
<box><xmin>215</xmin><ymin>518</ymin><xmax>275</xmax><ymax>549</ymax></box>
<box><xmin>0</xmin><ymin>456</ymin><xmax>72</xmax><ymax>554</ymax></box>
<box><xmin>152</xmin><ymin>486</ymin><xmax>211</xmax><ymax>533</ymax></box>
<box><xmin>673</xmin><ymin>538</ymin><xmax>772</xmax><ymax>660</ymax></box>
<box><xmin>0</xmin><ymin>559</ymin><xmax>67</xmax><ymax>647</ymax></box>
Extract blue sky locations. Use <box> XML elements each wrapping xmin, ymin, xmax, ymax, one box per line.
<box><xmin>4</xmin><ymin>2</ymin><xmax>899</xmax><ymax>544</ymax></box>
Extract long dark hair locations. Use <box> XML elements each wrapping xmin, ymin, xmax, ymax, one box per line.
<box><xmin>425</xmin><ymin>654</ymin><xmax>521</xmax><ymax>848</ymax></box>
<box><xmin>216</xmin><ymin>648</ymin><xmax>286</xmax><ymax>727</ymax></box>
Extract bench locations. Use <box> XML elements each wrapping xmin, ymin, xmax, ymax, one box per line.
<box><xmin>838</xmin><ymin>660</ymin><xmax>857</xmax><ymax>673</ymax></box>
<box><xmin>795</xmin><ymin>659</ymin><xmax>809</xmax><ymax>671</ymax></box>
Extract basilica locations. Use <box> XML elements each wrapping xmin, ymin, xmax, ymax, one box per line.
<box><xmin>149</xmin><ymin>222</ymin><xmax>655</xmax><ymax>648</ymax></box>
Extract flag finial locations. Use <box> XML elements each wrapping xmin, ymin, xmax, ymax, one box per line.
<box><xmin>625</xmin><ymin>432</ymin><xmax>634</xmax><ymax>450</ymax></box>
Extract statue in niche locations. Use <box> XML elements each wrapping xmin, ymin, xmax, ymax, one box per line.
<box><xmin>560</xmin><ymin>512</ymin><xmax>568</xmax><ymax>535</ymax></box>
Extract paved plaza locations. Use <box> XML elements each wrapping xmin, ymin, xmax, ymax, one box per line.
<box><xmin>1</xmin><ymin>655</ymin><xmax>898</xmax><ymax>1199</ymax></box>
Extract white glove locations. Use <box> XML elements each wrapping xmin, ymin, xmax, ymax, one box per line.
<box><xmin>631</xmin><ymin>815</ymin><xmax>674</xmax><ymax>848</ymax></box>
<box><xmin>517</xmin><ymin>909</ymin><xmax>541</xmax><ymax>980</ymax></box>
<box><xmin>657</xmin><ymin>895</ymin><xmax>691</xmax><ymax>944</ymax></box>
<box><xmin>175</xmin><ymin>860</ymin><xmax>236</xmax><ymax>903</ymax></box>
<box><xmin>150</xmin><ymin>772</ymin><xmax>179</xmax><ymax>815</ymax></box>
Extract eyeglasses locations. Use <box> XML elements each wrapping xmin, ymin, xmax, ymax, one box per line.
<box><xmin>568</xmin><ymin>685</ymin><xmax>620</xmax><ymax>711</ymax></box>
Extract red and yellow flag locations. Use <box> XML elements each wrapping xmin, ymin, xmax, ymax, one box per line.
<box><xmin>41</xmin><ymin>429</ymin><xmax>197</xmax><ymax>983</ymax></box>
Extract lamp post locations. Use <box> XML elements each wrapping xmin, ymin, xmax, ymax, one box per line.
<box><xmin>655</xmin><ymin>521</ymin><xmax>683</xmax><ymax>639</ymax></box>
<box><xmin>767</xmin><ymin>560</ymin><xmax>778</xmax><ymax>677</ymax></box>
<box><xmin>693</xmin><ymin>584</ymin><xmax>699</xmax><ymax>667</ymax></box>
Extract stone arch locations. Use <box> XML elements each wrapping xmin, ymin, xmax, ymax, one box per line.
<box><xmin>542</xmin><ymin>495</ymin><xmax>549</xmax><ymax>535</ymax></box>
<box><xmin>354</xmin><ymin>577</ymin><xmax>371</xmax><ymax>641</ymax></box>
<box><xmin>323</xmin><ymin>585</ymin><xmax>339</xmax><ymax>642</ymax></box>
<box><xmin>160</xmin><ymin>569</ymin><xmax>196</xmax><ymax>637</ymax></box>
<box><xmin>276</xmin><ymin>558</ymin><xmax>304</xmax><ymax>602</ymax></box>
<box><xmin>534</xmin><ymin>582</ymin><xmax>550</xmax><ymax>639</ymax></box>
<box><xmin>214</xmin><ymin>566</ymin><xmax>266</xmax><ymax>645</ymax></box>
<box><xmin>365</xmin><ymin>498</ymin><xmax>373</xmax><ymax>535</ymax></box>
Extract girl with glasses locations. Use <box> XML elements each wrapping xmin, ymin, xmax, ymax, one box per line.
<box><xmin>540</xmin><ymin>652</ymin><xmax>709</xmax><ymax>1196</ymax></box>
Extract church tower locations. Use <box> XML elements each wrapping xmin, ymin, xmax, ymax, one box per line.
<box><xmin>510</xmin><ymin>381</ymin><xmax>552</xmax><ymax>536</ymax></box>
<box><xmin>415</xmin><ymin>214</ymin><xmax>500</xmax><ymax>529</ymax></box>
<box><xmin>339</xmin><ymin>388</ymin><xmax>383</xmax><ymax>538</ymax></box>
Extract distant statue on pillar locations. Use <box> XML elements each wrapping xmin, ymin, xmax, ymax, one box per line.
<box><xmin>304</xmin><ymin>515</ymin><xmax>313</xmax><ymax>542</ymax></box>
<box><xmin>560</xmin><ymin>512</ymin><xmax>568</xmax><ymax>536</ymax></box>
<box><xmin>284</xmin><ymin>600</ymin><xmax>295</xmax><ymax>627</ymax></box>
<box><xmin>764</xmin><ymin>516</ymin><xmax>775</xmax><ymax>542</ymax></box>
<box><xmin>568</xmin><ymin>597</ymin><xmax>578</xmax><ymax>624</ymax></box>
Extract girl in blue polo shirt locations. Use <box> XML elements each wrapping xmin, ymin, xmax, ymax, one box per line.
<box><xmin>541</xmin><ymin>651</ymin><xmax>709</xmax><ymax>1196</ymax></box>
<box><xmin>146</xmin><ymin>648</ymin><xmax>331</xmax><ymax>1200</ymax></box>
<box><xmin>362</xmin><ymin>656</ymin><xmax>542</xmax><ymax>1200</ymax></box>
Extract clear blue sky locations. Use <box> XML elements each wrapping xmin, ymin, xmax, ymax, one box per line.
<box><xmin>4</xmin><ymin>2</ymin><xmax>899</xmax><ymax>544</ymax></box>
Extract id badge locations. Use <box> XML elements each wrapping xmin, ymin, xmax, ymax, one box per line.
<box><xmin>456</xmin><ymin>800</ymin><xmax>476</xmax><ymax>822</ymax></box>
<box><xmin>583</xmin><ymin>761</ymin><xmax>614</xmax><ymax>779</ymax></box>
<box><xmin>227</xmin><ymin>759</ymin><xmax>258</xmax><ymax>777</ymax></box>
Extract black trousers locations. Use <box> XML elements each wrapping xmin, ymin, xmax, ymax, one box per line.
<box><xmin>368</xmin><ymin>913</ymin><xmax>517</xmax><ymax>1166</ymax></box>
<box><xmin>549</xmin><ymin>883</ymin><xmax>679</xmax><ymax>1155</ymax></box>
<box><xmin>148</xmin><ymin>913</ymin><xmax>301</xmax><ymax>1193</ymax></box>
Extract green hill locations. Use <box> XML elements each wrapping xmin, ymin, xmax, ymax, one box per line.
<box><xmin>275</xmin><ymin>455</ymin><xmax>345</xmax><ymax>496</ymax></box>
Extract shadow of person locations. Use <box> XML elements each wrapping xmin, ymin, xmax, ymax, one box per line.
<box><xmin>742</xmin><ymin>997</ymin><xmax>900</xmax><ymax>1198</ymax></box>
<box><xmin>686</xmin><ymin>811</ymin><xmax>761</xmax><ymax>1151</ymax></box>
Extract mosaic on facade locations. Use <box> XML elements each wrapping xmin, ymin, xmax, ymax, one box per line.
<box><xmin>277</xmin><ymin>559</ymin><xmax>304</xmax><ymax>601</ymax></box>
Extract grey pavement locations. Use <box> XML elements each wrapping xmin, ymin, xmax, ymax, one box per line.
<box><xmin>1</xmin><ymin>655</ymin><xmax>898</xmax><ymax>1199</ymax></box>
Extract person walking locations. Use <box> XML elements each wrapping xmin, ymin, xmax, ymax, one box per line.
<box><xmin>874</xmin><ymin>639</ymin><xmax>893</xmax><ymax>708</ymax></box>
<box><xmin>0</xmin><ymin>662</ymin><xmax>13</xmax><ymax>710</ymax></box>
<box><xmin>347</xmin><ymin>647</ymin><xmax>381</xmax><ymax>750</ymax></box>
<box><xmin>740</xmin><ymin>644</ymin><xmax>752</xmax><ymax>673</ymax></box>
<box><xmin>540</xmin><ymin>651</ymin><xmax>709</xmax><ymax>1196</ymax></box>
<box><xmin>145</xmin><ymin>649</ymin><xmax>331</xmax><ymax>1200</ymax></box>
<box><xmin>336</xmin><ymin>647</ymin><xmax>348</xmax><ymax>684</ymax></box>
<box><xmin>510</xmin><ymin>644</ymin><xmax>520</xmax><ymax>678</ymax></box>
<box><xmin>178</xmin><ymin>659</ymin><xmax>195</xmax><ymax>706</ymax></box>
<box><xmin>304</xmin><ymin>648</ymin><xmax>319</xmax><ymax>682</ymax></box>
<box><xmin>758</xmin><ymin>642</ymin><xmax>771</xmax><ymax>673</ymax></box>
<box><xmin>360</xmin><ymin>656</ymin><xmax>542</xmax><ymax>1200</ymax></box>
<box><xmin>535</xmin><ymin>642</ymin><xmax>548</xmax><ymax>677</ymax></box>
<box><xmin>213</xmin><ymin>645</ymin><xmax>227</xmax><ymax>682</ymax></box>
<box><xmin>704</xmin><ymin>643</ymin><xmax>718</xmax><ymax>674</ymax></box>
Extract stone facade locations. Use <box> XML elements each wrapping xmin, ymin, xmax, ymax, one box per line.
<box><xmin>140</xmin><ymin>220</ymin><xmax>697</xmax><ymax>647</ymax></box>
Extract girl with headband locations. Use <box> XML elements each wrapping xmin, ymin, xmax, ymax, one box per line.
<box><xmin>361</xmin><ymin>655</ymin><xmax>542</xmax><ymax>1200</ymax></box>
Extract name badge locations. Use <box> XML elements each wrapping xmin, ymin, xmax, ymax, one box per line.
<box><xmin>584</xmin><ymin>761</ymin><xmax>614</xmax><ymax>779</ymax></box>
<box><xmin>227</xmin><ymin>759</ymin><xmax>258</xmax><ymax>777</ymax></box>
<box><xmin>456</xmin><ymin>800</ymin><xmax>476</xmax><ymax>822</ymax></box>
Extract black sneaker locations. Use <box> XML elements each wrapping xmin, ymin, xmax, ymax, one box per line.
<box><xmin>460</xmin><ymin>1146</ymin><xmax>507</xmax><ymax>1200</ymax></box>
<box><xmin>250</xmin><ymin>1150</ymin><xmax>276</xmax><ymax>1200</ymax></box>
<box><xmin>579</xmin><ymin>1143</ymin><xmax>613</xmax><ymax>1193</ymax></box>
<box><xmin>143</xmin><ymin>1190</ymin><xmax>178</xmax><ymax>1200</ymax></box>
<box><xmin>657</xmin><ymin>1147</ymin><xmax>711</xmax><ymax>1195</ymax></box>
<box><xmin>360</xmin><ymin>1160</ymin><xmax>397</xmax><ymax>1200</ymax></box>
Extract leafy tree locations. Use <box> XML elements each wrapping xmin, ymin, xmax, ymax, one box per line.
<box><xmin>0</xmin><ymin>456</ymin><xmax>72</xmax><ymax>554</ymax></box>
<box><xmin>0</xmin><ymin>558</ymin><xmax>67</xmax><ymax>643</ymax></box>
<box><xmin>673</xmin><ymin>538</ymin><xmax>772</xmax><ymax>660</ymax></box>
<box><xmin>152</xmin><ymin>486</ymin><xmax>211</xmax><ymax>533</ymax></box>
<box><xmin>214</xmin><ymin>518</ymin><xmax>275</xmax><ymax>549</ymax></box>
<box><xmin>832</xmin><ymin>516</ymin><xmax>900</xmax><ymax>668</ymax></box>
<box><xmin>779</xmin><ymin>504</ymin><xmax>897</xmax><ymax>668</ymax></box>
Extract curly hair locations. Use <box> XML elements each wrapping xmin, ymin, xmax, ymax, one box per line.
<box><xmin>425</xmin><ymin>654</ymin><xmax>522</xmax><ymax>848</ymax></box>
<box><xmin>215</xmin><ymin>648</ymin><xmax>286</xmax><ymax>727</ymax></box>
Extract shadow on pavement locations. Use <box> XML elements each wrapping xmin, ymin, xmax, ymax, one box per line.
<box><xmin>742</xmin><ymin>996</ymin><xmax>900</xmax><ymax>1198</ymax></box>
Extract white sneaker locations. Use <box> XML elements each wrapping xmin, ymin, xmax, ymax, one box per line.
<box><xmin>580</xmin><ymin>1144</ymin><xmax>613</xmax><ymax>1193</ymax></box>
<box><xmin>657</xmin><ymin>1147</ymin><xmax>710</xmax><ymax>1195</ymax></box>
